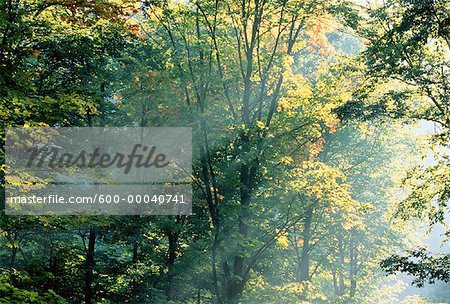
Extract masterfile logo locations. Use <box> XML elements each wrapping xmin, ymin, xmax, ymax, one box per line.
<box><xmin>26</xmin><ymin>143</ymin><xmax>170</xmax><ymax>174</ymax></box>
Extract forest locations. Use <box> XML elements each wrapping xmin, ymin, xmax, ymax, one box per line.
<box><xmin>0</xmin><ymin>0</ymin><xmax>450</xmax><ymax>303</ymax></box>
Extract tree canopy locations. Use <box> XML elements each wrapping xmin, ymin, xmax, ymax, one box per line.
<box><xmin>0</xmin><ymin>0</ymin><xmax>449</xmax><ymax>303</ymax></box>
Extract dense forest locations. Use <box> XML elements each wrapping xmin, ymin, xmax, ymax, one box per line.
<box><xmin>1</xmin><ymin>0</ymin><xmax>450</xmax><ymax>303</ymax></box>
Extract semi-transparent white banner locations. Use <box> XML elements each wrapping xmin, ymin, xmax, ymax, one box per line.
<box><xmin>5</xmin><ymin>127</ymin><xmax>192</xmax><ymax>215</ymax></box>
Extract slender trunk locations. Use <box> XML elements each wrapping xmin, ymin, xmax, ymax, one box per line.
<box><xmin>338</xmin><ymin>272</ymin><xmax>345</xmax><ymax>296</ymax></box>
<box><xmin>349</xmin><ymin>239</ymin><xmax>358</xmax><ymax>297</ymax></box>
<box><xmin>84</xmin><ymin>228</ymin><xmax>96</xmax><ymax>304</ymax></box>
<box><xmin>48</xmin><ymin>232</ymin><xmax>58</xmax><ymax>292</ymax></box>
<box><xmin>10</xmin><ymin>247</ymin><xmax>17</xmax><ymax>268</ymax></box>
<box><xmin>198</xmin><ymin>120</ymin><xmax>221</xmax><ymax>299</ymax></box>
<box><xmin>211</xmin><ymin>225</ymin><xmax>220</xmax><ymax>300</ymax></box>
<box><xmin>338</xmin><ymin>238</ymin><xmax>345</xmax><ymax>296</ymax></box>
<box><xmin>298</xmin><ymin>206</ymin><xmax>313</xmax><ymax>282</ymax></box>
<box><xmin>9</xmin><ymin>230</ymin><xmax>18</xmax><ymax>268</ymax></box>
<box><xmin>131</xmin><ymin>237</ymin><xmax>139</xmax><ymax>294</ymax></box>
<box><xmin>332</xmin><ymin>269</ymin><xmax>338</xmax><ymax>295</ymax></box>
<box><xmin>165</xmin><ymin>229</ymin><xmax>179</xmax><ymax>301</ymax></box>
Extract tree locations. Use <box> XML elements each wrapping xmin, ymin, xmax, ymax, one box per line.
<box><xmin>139</xmin><ymin>1</ymin><xmax>360</xmax><ymax>302</ymax></box>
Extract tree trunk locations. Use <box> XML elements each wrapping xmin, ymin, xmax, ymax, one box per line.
<box><xmin>349</xmin><ymin>238</ymin><xmax>358</xmax><ymax>297</ymax></box>
<box><xmin>332</xmin><ymin>269</ymin><xmax>338</xmax><ymax>295</ymax></box>
<box><xmin>165</xmin><ymin>228</ymin><xmax>179</xmax><ymax>301</ymax></box>
<box><xmin>224</xmin><ymin>160</ymin><xmax>255</xmax><ymax>303</ymax></box>
<box><xmin>10</xmin><ymin>246</ymin><xmax>17</xmax><ymax>268</ymax></box>
<box><xmin>338</xmin><ymin>237</ymin><xmax>346</xmax><ymax>296</ymax></box>
<box><xmin>298</xmin><ymin>206</ymin><xmax>313</xmax><ymax>282</ymax></box>
<box><xmin>131</xmin><ymin>237</ymin><xmax>139</xmax><ymax>294</ymax></box>
<box><xmin>84</xmin><ymin>227</ymin><xmax>96</xmax><ymax>304</ymax></box>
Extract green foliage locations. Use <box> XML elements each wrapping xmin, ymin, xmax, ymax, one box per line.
<box><xmin>0</xmin><ymin>269</ymin><xmax>67</xmax><ymax>303</ymax></box>
<box><xmin>381</xmin><ymin>249</ymin><xmax>450</xmax><ymax>287</ymax></box>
